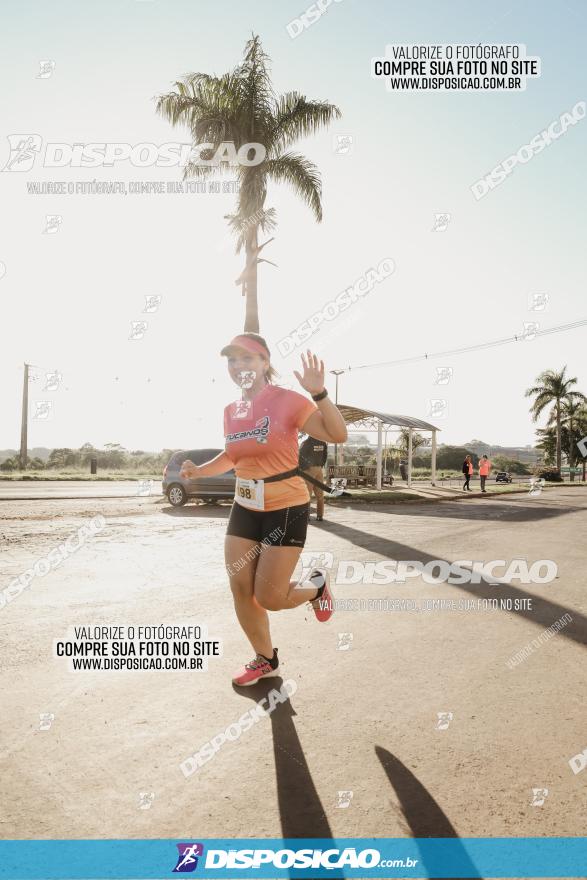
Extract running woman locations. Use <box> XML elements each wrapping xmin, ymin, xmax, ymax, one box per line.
<box><xmin>180</xmin><ymin>333</ymin><xmax>348</xmax><ymax>686</ymax></box>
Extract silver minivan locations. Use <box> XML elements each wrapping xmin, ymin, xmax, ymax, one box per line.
<box><xmin>162</xmin><ymin>448</ymin><xmax>235</xmax><ymax>506</ymax></box>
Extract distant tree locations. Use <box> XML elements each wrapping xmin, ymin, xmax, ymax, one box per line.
<box><xmin>346</xmin><ymin>433</ymin><xmax>371</xmax><ymax>447</ymax></box>
<box><xmin>47</xmin><ymin>448</ymin><xmax>79</xmax><ymax>469</ymax></box>
<box><xmin>492</xmin><ymin>456</ymin><xmax>530</xmax><ymax>475</ymax></box>
<box><xmin>102</xmin><ymin>443</ymin><xmax>128</xmax><ymax>469</ymax></box>
<box><xmin>396</xmin><ymin>429</ymin><xmax>429</xmax><ymax>458</ymax></box>
<box><xmin>342</xmin><ymin>446</ymin><xmax>368</xmax><ymax>466</ymax></box>
<box><xmin>436</xmin><ymin>446</ymin><xmax>478</xmax><ymax>470</ymax></box>
<box><xmin>78</xmin><ymin>443</ymin><xmax>96</xmax><ymax>466</ymax></box>
<box><xmin>0</xmin><ymin>456</ymin><xmax>19</xmax><ymax>472</ymax></box>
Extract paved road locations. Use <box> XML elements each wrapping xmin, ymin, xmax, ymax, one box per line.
<box><xmin>0</xmin><ymin>475</ymin><xmax>543</xmax><ymax>500</ymax></box>
<box><xmin>1</xmin><ymin>486</ymin><xmax>586</xmax><ymax>848</ymax></box>
<box><xmin>0</xmin><ymin>480</ymin><xmax>163</xmax><ymax>500</ymax></box>
<box><xmin>1</xmin><ymin>476</ymin><xmax>581</xmax><ymax>501</ymax></box>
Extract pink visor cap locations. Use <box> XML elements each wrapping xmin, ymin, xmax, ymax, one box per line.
<box><xmin>220</xmin><ymin>335</ymin><xmax>270</xmax><ymax>358</ymax></box>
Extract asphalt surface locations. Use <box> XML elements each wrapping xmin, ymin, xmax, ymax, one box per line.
<box><xmin>0</xmin><ymin>476</ymin><xmax>537</xmax><ymax>501</ymax></box>
<box><xmin>0</xmin><ymin>480</ymin><xmax>163</xmax><ymax>500</ymax></box>
<box><xmin>1</xmin><ymin>486</ymin><xmax>586</xmax><ymax>853</ymax></box>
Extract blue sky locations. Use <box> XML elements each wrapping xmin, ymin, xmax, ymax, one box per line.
<box><xmin>0</xmin><ymin>0</ymin><xmax>585</xmax><ymax>452</ymax></box>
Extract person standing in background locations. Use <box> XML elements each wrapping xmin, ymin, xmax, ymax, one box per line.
<box><xmin>462</xmin><ymin>454</ymin><xmax>473</xmax><ymax>491</ymax></box>
<box><xmin>479</xmin><ymin>454</ymin><xmax>492</xmax><ymax>493</ymax></box>
<box><xmin>299</xmin><ymin>434</ymin><xmax>328</xmax><ymax>521</ymax></box>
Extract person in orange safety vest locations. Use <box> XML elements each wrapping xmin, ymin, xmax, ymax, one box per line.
<box><xmin>479</xmin><ymin>454</ymin><xmax>492</xmax><ymax>493</ymax></box>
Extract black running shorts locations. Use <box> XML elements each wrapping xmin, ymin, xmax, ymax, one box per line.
<box><xmin>226</xmin><ymin>500</ymin><xmax>310</xmax><ymax>548</ymax></box>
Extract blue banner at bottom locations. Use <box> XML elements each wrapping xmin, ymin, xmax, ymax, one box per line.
<box><xmin>0</xmin><ymin>838</ymin><xmax>585</xmax><ymax>879</ymax></box>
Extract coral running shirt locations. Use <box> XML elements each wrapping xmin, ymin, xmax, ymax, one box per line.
<box><xmin>223</xmin><ymin>384</ymin><xmax>318</xmax><ymax>512</ymax></box>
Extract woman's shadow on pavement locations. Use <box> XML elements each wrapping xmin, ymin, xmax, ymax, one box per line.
<box><xmin>234</xmin><ymin>680</ymin><xmax>482</xmax><ymax>879</ymax></box>
<box><xmin>234</xmin><ymin>676</ymin><xmax>333</xmax><ymax>839</ymax></box>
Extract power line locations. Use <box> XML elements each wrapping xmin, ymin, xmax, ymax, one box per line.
<box><xmin>332</xmin><ymin>319</ymin><xmax>587</xmax><ymax>373</ymax></box>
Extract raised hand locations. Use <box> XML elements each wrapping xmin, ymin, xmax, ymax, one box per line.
<box><xmin>293</xmin><ymin>350</ymin><xmax>325</xmax><ymax>396</ymax></box>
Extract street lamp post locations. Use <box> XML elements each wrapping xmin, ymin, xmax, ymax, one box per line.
<box><xmin>19</xmin><ymin>363</ymin><xmax>30</xmax><ymax>470</ymax></box>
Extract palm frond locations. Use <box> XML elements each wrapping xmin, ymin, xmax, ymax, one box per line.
<box><xmin>154</xmin><ymin>90</ymin><xmax>210</xmax><ymax>129</ymax></box>
<box><xmin>180</xmin><ymin>161</ymin><xmax>216</xmax><ymax>183</ymax></box>
<box><xmin>272</xmin><ymin>92</ymin><xmax>342</xmax><ymax>152</ymax></box>
<box><xmin>240</xmin><ymin>34</ymin><xmax>275</xmax><ymax>127</ymax></box>
<box><xmin>529</xmin><ymin>392</ymin><xmax>556</xmax><ymax>421</ymax></box>
<box><xmin>224</xmin><ymin>207</ymin><xmax>277</xmax><ymax>252</ymax></box>
<box><xmin>264</xmin><ymin>152</ymin><xmax>322</xmax><ymax>221</ymax></box>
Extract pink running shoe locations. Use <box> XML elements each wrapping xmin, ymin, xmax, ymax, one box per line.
<box><xmin>308</xmin><ymin>569</ymin><xmax>335</xmax><ymax>622</ymax></box>
<box><xmin>232</xmin><ymin>651</ymin><xmax>280</xmax><ymax>687</ymax></box>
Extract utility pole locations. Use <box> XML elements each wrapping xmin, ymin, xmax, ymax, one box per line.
<box><xmin>19</xmin><ymin>363</ymin><xmax>29</xmax><ymax>469</ymax></box>
<box><xmin>330</xmin><ymin>369</ymin><xmax>344</xmax><ymax>466</ymax></box>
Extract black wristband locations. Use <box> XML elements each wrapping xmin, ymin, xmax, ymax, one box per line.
<box><xmin>312</xmin><ymin>388</ymin><xmax>328</xmax><ymax>401</ymax></box>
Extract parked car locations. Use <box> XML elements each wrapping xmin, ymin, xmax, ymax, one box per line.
<box><xmin>163</xmin><ymin>448</ymin><xmax>235</xmax><ymax>507</ymax></box>
<box><xmin>495</xmin><ymin>471</ymin><xmax>513</xmax><ymax>484</ymax></box>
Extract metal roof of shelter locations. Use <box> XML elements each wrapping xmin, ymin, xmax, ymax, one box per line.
<box><xmin>336</xmin><ymin>405</ymin><xmax>439</xmax><ymax>432</ymax></box>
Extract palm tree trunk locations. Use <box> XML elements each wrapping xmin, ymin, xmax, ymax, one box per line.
<box><xmin>243</xmin><ymin>226</ymin><xmax>259</xmax><ymax>334</ymax></box>
<box><xmin>555</xmin><ymin>402</ymin><xmax>562</xmax><ymax>472</ymax></box>
<box><xmin>569</xmin><ymin>417</ymin><xmax>575</xmax><ymax>481</ymax></box>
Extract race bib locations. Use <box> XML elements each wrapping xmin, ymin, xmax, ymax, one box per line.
<box><xmin>235</xmin><ymin>477</ymin><xmax>265</xmax><ymax>510</ymax></box>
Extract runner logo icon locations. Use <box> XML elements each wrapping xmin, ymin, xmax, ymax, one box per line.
<box><xmin>173</xmin><ymin>843</ymin><xmax>204</xmax><ymax>872</ymax></box>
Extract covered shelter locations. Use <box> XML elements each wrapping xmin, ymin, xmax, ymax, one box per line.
<box><xmin>334</xmin><ymin>405</ymin><xmax>440</xmax><ymax>489</ymax></box>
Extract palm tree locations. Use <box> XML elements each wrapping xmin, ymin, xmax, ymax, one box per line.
<box><xmin>578</xmin><ymin>405</ymin><xmax>587</xmax><ymax>482</ymax></box>
<box><xmin>155</xmin><ymin>34</ymin><xmax>341</xmax><ymax>333</ymax></box>
<box><xmin>525</xmin><ymin>367</ymin><xmax>586</xmax><ymax>471</ymax></box>
<box><xmin>396</xmin><ymin>429</ymin><xmax>429</xmax><ymax>457</ymax></box>
<box><xmin>535</xmin><ymin>426</ymin><xmax>556</xmax><ymax>466</ymax></box>
<box><xmin>553</xmin><ymin>400</ymin><xmax>587</xmax><ymax>481</ymax></box>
